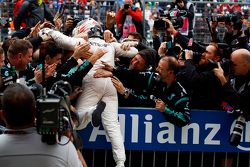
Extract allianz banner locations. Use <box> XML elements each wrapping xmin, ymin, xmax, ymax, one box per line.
<box><xmin>78</xmin><ymin>108</ymin><xmax>250</xmax><ymax>152</ymax></box>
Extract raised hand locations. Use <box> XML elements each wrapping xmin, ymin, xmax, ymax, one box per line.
<box><xmin>72</xmin><ymin>43</ymin><xmax>91</xmax><ymax>59</ymax></box>
<box><xmin>34</xmin><ymin>63</ymin><xmax>57</xmax><ymax>83</ymax></box>
<box><xmin>53</xmin><ymin>11</ymin><xmax>63</xmax><ymax>30</ymax></box>
<box><xmin>40</xmin><ymin>21</ymin><xmax>55</xmax><ymax>29</ymax></box>
<box><xmin>45</xmin><ymin>63</ymin><xmax>57</xmax><ymax>78</ymax></box>
<box><xmin>105</xmin><ymin>11</ymin><xmax>116</xmax><ymax>30</ymax></box>
<box><xmin>213</xmin><ymin>62</ymin><xmax>227</xmax><ymax>86</ymax></box>
<box><xmin>104</xmin><ymin>30</ymin><xmax>117</xmax><ymax>43</ymax></box>
<box><xmin>27</xmin><ymin>21</ymin><xmax>41</xmax><ymax>39</ymax></box>
<box><xmin>64</xmin><ymin>15</ymin><xmax>74</xmax><ymax>32</ymax></box>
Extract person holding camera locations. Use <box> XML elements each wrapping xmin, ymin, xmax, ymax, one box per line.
<box><xmin>181</xmin><ymin>42</ymin><xmax>227</xmax><ymax>110</ymax></box>
<box><xmin>164</xmin><ymin>18</ymin><xmax>226</xmax><ymax>109</ymax></box>
<box><xmin>115</xmin><ymin>0</ymin><xmax>143</xmax><ymax>40</ymax></box>
<box><xmin>0</xmin><ymin>83</ymin><xmax>87</xmax><ymax>167</ymax></box>
<box><xmin>169</xmin><ymin>0</ymin><xmax>195</xmax><ymax>38</ymax></box>
<box><xmin>210</xmin><ymin>12</ymin><xmax>249</xmax><ymax>51</ymax></box>
<box><xmin>213</xmin><ymin>48</ymin><xmax>250</xmax><ymax>118</ymax></box>
<box><xmin>212</xmin><ymin>49</ymin><xmax>250</xmax><ymax>161</ymax></box>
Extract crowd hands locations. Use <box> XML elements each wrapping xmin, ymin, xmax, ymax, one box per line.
<box><xmin>0</xmin><ymin>0</ymin><xmax>249</xmax><ymax>166</ymax></box>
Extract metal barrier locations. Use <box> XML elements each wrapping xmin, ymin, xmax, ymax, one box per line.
<box><xmin>82</xmin><ymin>150</ymin><xmax>250</xmax><ymax>167</ymax></box>
<box><xmin>79</xmin><ymin>108</ymin><xmax>250</xmax><ymax>167</ymax></box>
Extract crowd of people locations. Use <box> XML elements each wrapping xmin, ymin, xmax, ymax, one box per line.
<box><xmin>0</xmin><ymin>0</ymin><xmax>249</xmax><ymax>167</ymax></box>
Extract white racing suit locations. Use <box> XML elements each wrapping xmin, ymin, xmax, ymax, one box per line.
<box><xmin>41</xmin><ymin>28</ymin><xmax>138</xmax><ymax>166</ymax></box>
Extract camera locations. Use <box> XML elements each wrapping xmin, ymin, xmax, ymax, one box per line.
<box><xmin>230</xmin><ymin>36</ymin><xmax>249</xmax><ymax>50</ymax></box>
<box><xmin>207</xmin><ymin>58</ymin><xmax>232</xmax><ymax>75</ymax></box>
<box><xmin>211</xmin><ymin>12</ymin><xmax>242</xmax><ymax>30</ymax></box>
<box><xmin>154</xmin><ymin>8</ymin><xmax>186</xmax><ymax>31</ymax></box>
<box><xmin>211</xmin><ymin>12</ymin><xmax>241</xmax><ymax>23</ymax></box>
<box><xmin>36</xmin><ymin>81</ymin><xmax>77</xmax><ymax>145</ymax></box>
<box><xmin>230</xmin><ymin>114</ymin><xmax>246</xmax><ymax>146</ymax></box>
<box><xmin>180</xmin><ymin>50</ymin><xmax>204</xmax><ymax>65</ymax></box>
<box><xmin>124</xmin><ymin>4</ymin><xmax>131</xmax><ymax>10</ymax></box>
<box><xmin>154</xmin><ymin>19</ymin><xmax>167</xmax><ymax>31</ymax></box>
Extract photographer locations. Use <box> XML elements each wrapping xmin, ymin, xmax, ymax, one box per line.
<box><xmin>214</xmin><ymin>48</ymin><xmax>250</xmax><ymax>118</ymax></box>
<box><xmin>163</xmin><ymin>19</ymin><xmax>227</xmax><ymax>109</ymax></box>
<box><xmin>180</xmin><ymin>42</ymin><xmax>226</xmax><ymax>110</ymax></box>
<box><xmin>115</xmin><ymin>0</ymin><xmax>143</xmax><ymax>40</ymax></box>
<box><xmin>211</xmin><ymin>12</ymin><xmax>249</xmax><ymax>50</ymax></box>
<box><xmin>0</xmin><ymin>83</ymin><xmax>87</xmax><ymax>167</ymax></box>
<box><xmin>169</xmin><ymin>0</ymin><xmax>195</xmax><ymax>38</ymax></box>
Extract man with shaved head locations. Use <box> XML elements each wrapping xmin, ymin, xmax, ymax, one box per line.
<box><xmin>214</xmin><ymin>48</ymin><xmax>250</xmax><ymax>117</ymax></box>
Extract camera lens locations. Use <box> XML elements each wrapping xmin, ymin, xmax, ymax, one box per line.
<box><xmin>230</xmin><ymin>115</ymin><xmax>246</xmax><ymax>146</ymax></box>
<box><xmin>124</xmin><ymin>4</ymin><xmax>130</xmax><ymax>10</ymax></box>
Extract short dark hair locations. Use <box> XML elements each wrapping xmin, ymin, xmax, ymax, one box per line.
<box><xmin>45</xmin><ymin>41</ymin><xmax>62</xmax><ymax>59</ymax></box>
<box><xmin>7</xmin><ymin>39</ymin><xmax>33</xmax><ymax>58</ymax></box>
<box><xmin>128</xmin><ymin>32</ymin><xmax>143</xmax><ymax>41</ymax></box>
<box><xmin>2</xmin><ymin>83</ymin><xmax>36</xmax><ymax>127</ymax></box>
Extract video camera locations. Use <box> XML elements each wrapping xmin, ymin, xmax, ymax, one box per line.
<box><xmin>207</xmin><ymin>58</ymin><xmax>232</xmax><ymax>75</ymax></box>
<box><xmin>35</xmin><ymin>81</ymin><xmax>79</xmax><ymax>145</ymax></box>
<box><xmin>177</xmin><ymin>40</ymin><xmax>206</xmax><ymax>64</ymax></box>
<box><xmin>154</xmin><ymin>8</ymin><xmax>187</xmax><ymax>31</ymax></box>
<box><xmin>211</xmin><ymin>12</ymin><xmax>243</xmax><ymax>30</ymax></box>
<box><xmin>12</xmin><ymin>40</ymin><xmax>80</xmax><ymax>146</ymax></box>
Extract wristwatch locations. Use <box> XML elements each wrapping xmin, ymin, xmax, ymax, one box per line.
<box><xmin>123</xmin><ymin>88</ymin><xmax>130</xmax><ymax>97</ymax></box>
